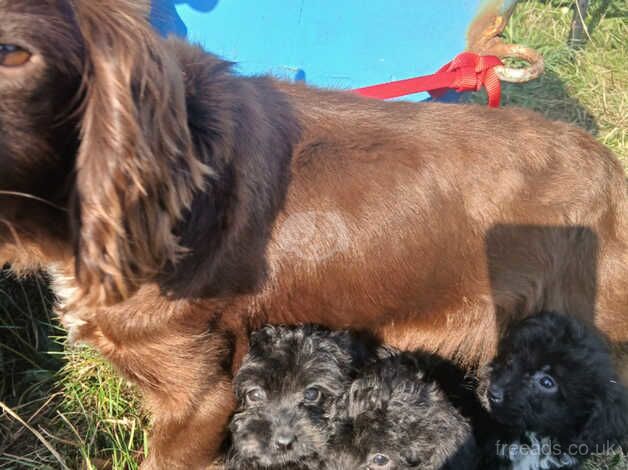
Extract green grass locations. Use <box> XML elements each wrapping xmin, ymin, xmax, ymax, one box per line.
<box><xmin>55</xmin><ymin>348</ymin><xmax>149</xmax><ymax>470</ymax></box>
<box><xmin>0</xmin><ymin>273</ymin><xmax>148</xmax><ymax>469</ymax></box>
<box><xmin>469</xmin><ymin>0</ymin><xmax>627</xmax><ymax>166</ymax></box>
<box><xmin>1</xmin><ymin>1</ymin><xmax>627</xmax><ymax>468</ymax></box>
<box><xmin>0</xmin><ymin>271</ymin><xmax>147</xmax><ymax>470</ymax></box>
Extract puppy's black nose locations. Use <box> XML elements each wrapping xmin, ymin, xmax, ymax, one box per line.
<box><xmin>275</xmin><ymin>431</ymin><xmax>296</xmax><ymax>449</ymax></box>
<box><xmin>488</xmin><ymin>384</ymin><xmax>504</xmax><ymax>404</ymax></box>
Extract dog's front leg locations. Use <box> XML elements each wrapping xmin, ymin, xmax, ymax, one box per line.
<box><xmin>141</xmin><ymin>377</ymin><xmax>235</xmax><ymax>470</ymax></box>
<box><xmin>77</xmin><ymin>313</ymin><xmax>237</xmax><ymax>470</ymax></box>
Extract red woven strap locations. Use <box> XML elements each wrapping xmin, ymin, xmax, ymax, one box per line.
<box><xmin>353</xmin><ymin>52</ymin><xmax>503</xmax><ymax>107</ymax></box>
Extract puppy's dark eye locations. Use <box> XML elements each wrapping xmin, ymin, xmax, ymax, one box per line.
<box><xmin>303</xmin><ymin>387</ymin><xmax>321</xmax><ymax>403</ymax></box>
<box><xmin>0</xmin><ymin>44</ymin><xmax>31</xmax><ymax>67</ymax></box>
<box><xmin>534</xmin><ymin>372</ymin><xmax>558</xmax><ymax>393</ymax></box>
<box><xmin>372</xmin><ymin>453</ymin><xmax>389</xmax><ymax>466</ymax></box>
<box><xmin>245</xmin><ymin>388</ymin><xmax>266</xmax><ymax>404</ymax></box>
<box><xmin>539</xmin><ymin>376</ymin><xmax>555</xmax><ymax>388</ymax></box>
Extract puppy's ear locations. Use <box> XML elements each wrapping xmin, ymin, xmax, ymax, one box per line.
<box><xmin>575</xmin><ymin>380</ymin><xmax>628</xmax><ymax>449</ymax></box>
<box><xmin>249</xmin><ymin>326</ymin><xmax>282</xmax><ymax>354</ymax></box>
<box><xmin>346</xmin><ymin>379</ymin><xmax>386</xmax><ymax>418</ymax></box>
<box><xmin>330</xmin><ymin>330</ymin><xmax>381</xmax><ymax>369</ymax></box>
<box><xmin>72</xmin><ymin>0</ymin><xmax>209</xmax><ymax>303</ymax></box>
<box><xmin>376</xmin><ymin>344</ymin><xmax>400</xmax><ymax>360</ymax></box>
<box><xmin>390</xmin><ymin>378</ymin><xmax>431</xmax><ymax>407</ymax></box>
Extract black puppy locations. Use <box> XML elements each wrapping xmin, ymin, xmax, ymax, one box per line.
<box><xmin>477</xmin><ymin>311</ymin><xmax>628</xmax><ymax>469</ymax></box>
<box><xmin>337</xmin><ymin>350</ymin><xmax>478</xmax><ymax>469</ymax></box>
<box><xmin>228</xmin><ymin>325</ymin><xmax>374</xmax><ymax>469</ymax></box>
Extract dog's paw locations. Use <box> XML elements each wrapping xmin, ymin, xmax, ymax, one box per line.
<box><xmin>59</xmin><ymin>311</ymin><xmax>89</xmax><ymax>346</ymax></box>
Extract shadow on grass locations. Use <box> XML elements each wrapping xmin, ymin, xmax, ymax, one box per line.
<box><xmin>0</xmin><ymin>269</ymin><xmax>59</xmax><ymax>406</ymax></box>
<box><xmin>0</xmin><ymin>269</ymin><xmax>62</xmax><ymax>464</ymax></box>
<box><xmin>467</xmin><ymin>67</ymin><xmax>598</xmax><ymax>136</ymax></box>
<box><xmin>503</xmin><ymin>69</ymin><xmax>598</xmax><ymax>135</ymax></box>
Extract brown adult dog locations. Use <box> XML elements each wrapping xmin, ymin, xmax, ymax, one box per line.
<box><xmin>0</xmin><ymin>1</ymin><xmax>626</xmax><ymax>468</ymax></box>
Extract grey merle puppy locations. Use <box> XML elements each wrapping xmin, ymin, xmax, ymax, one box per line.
<box><xmin>477</xmin><ymin>311</ymin><xmax>628</xmax><ymax>469</ymax></box>
<box><xmin>228</xmin><ymin>325</ymin><xmax>375</xmax><ymax>469</ymax></box>
<box><xmin>336</xmin><ymin>349</ymin><xmax>479</xmax><ymax>469</ymax></box>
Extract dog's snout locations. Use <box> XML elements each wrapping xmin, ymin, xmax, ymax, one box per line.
<box><xmin>488</xmin><ymin>384</ymin><xmax>504</xmax><ymax>404</ymax></box>
<box><xmin>274</xmin><ymin>430</ymin><xmax>296</xmax><ymax>449</ymax></box>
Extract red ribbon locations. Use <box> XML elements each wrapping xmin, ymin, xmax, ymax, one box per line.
<box><xmin>353</xmin><ymin>52</ymin><xmax>503</xmax><ymax>107</ymax></box>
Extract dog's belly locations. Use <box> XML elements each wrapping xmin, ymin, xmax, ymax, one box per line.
<box><xmin>248</xmin><ymin>186</ymin><xmax>627</xmax><ymax>367</ymax></box>
<box><xmin>254</xmin><ymin>198</ymin><xmax>573</xmax><ymax>364</ymax></box>
<box><xmin>255</xmin><ymin>217</ymin><xmax>503</xmax><ymax>364</ymax></box>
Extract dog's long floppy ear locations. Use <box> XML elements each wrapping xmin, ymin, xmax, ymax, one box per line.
<box><xmin>72</xmin><ymin>0</ymin><xmax>209</xmax><ymax>304</ymax></box>
<box><xmin>575</xmin><ymin>380</ymin><xmax>628</xmax><ymax>449</ymax></box>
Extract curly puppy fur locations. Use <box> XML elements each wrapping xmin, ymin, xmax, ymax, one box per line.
<box><xmin>320</xmin><ymin>452</ymin><xmax>363</xmax><ymax>470</ymax></box>
<box><xmin>228</xmin><ymin>325</ymin><xmax>376</xmax><ymax>469</ymax></box>
<box><xmin>477</xmin><ymin>311</ymin><xmax>628</xmax><ymax>469</ymax></box>
<box><xmin>1</xmin><ymin>1</ymin><xmax>628</xmax><ymax>467</ymax></box>
<box><xmin>337</xmin><ymin>350</ymin><xmax>478</xmax><ymax>469</ymax></box>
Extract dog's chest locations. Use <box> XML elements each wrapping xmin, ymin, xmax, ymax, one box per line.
<box><xmin>47</xmin><ymin>264</ymin><xmax>87</xmax><ymax>341</ymax></box>
<box><xmin>499</xmin><ymin>432</ymin><xmax>578</xmax><ymax>470</ymax></box>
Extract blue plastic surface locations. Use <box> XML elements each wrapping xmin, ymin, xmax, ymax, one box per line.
<box><xmin>151</xmin><ymin>1</ymin><xmax>483</xmax><ymax>100</ymax></box>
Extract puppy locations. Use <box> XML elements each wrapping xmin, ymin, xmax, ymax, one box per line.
<box><xmin>338</xmin><ymin>350</ymin><xmax>478</xmax><ymax>469</ymax></box>
<box><xmin>228</xmin><ymin>325</ymin><xmax>375</xmax><ymax>469</ymax></box>
<box><xmin>477</xmin><ymin>311</ymin><xmax>628</xmax><ymax>469</ymax></box>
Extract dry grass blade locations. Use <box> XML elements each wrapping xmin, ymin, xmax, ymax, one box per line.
<box><xmin>0</xmin><ymin>400</ymin><xmax>70</xmax><ymax>470</ymax></box>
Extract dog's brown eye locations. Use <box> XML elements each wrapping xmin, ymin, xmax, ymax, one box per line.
<box><xmin>246</xmin><ymin>388</ymin><xmax>266</xmax><ymax>404</ymax></box>
<box><xmin>0</xmin><ymin>44</ymin><xmax>31</xmax><ymax>67</ymax></box>
<box><xmin>303</xmin><ymin>387</ymin><xmax>321</xmax><ymax>403</ymax></box>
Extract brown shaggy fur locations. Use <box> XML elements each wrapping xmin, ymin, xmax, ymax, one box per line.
<box><xmin>0</xmin><ymin>1</ymin><xmax>627</xmax><ymax>468</ymax></box>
